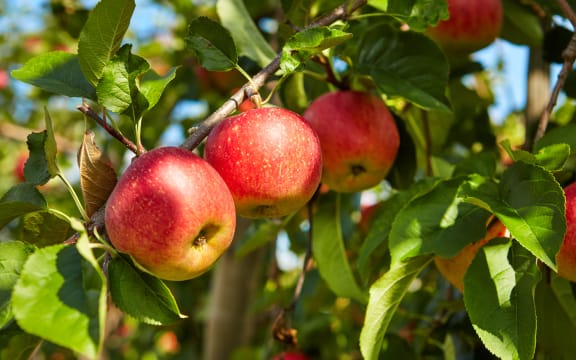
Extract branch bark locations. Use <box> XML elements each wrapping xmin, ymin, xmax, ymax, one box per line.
<box><xmin>180</xmin><ymin>0</ymin><xmax>367</xmax><ymax>151</ymax></box>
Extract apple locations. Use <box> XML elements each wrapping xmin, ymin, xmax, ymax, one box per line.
<box><xmin>425</xmin><ymin>0</ymin><xmax>503</xmax><ymax>56</ymax></box>
<box><xmin>204</xmin><ymin>107</ymin><xmax>322</xmax><ymax>219</ymax></box>
<box><xmin>557</xmin><ymin>182</ymin><xmax>576</xmax><ymax>282</ymax></box>
<box><xmin>434</xmin><ymin>219</ymin><xmax>508</xmax><ymax>292</ymax></box>
<box><xmin>104</xmin><ymin>146</ymin><xmax>236</xmax><ymax>281</ymax></box>
<box><xmin>0</xmin><ymin>70</ymin><xmax>9</xmax><ymax>90</ymax></box>
<box><xmin>303</xmin><ymin>91</ymin><xmax>400</xmax><ymax>193</ymax></box>
<box><xmin>13</xmin><ymin>152</ymin><xmax>27</xmax><ymax>182</ymax></box>
<box><xmin>271</xmin><ymin>351</ymin><xmax>310</xmax><ymax>360</ymax></box>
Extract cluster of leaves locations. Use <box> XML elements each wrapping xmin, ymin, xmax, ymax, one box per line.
<box><xmin>2</xmin><ymin>0</ymin><xmax>576</xmax><ymax>359</ymax></box>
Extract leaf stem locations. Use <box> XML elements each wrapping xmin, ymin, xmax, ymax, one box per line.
<box><xmin>57</xmin><ymin>173</ymin><xmax>89</xmax><ymax>221</ymax></box>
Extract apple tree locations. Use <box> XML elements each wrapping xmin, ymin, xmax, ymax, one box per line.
<box><xmin>2</xmin><ymin>0</ymin><xmax>576</xmax><ymax>359</ymax></box>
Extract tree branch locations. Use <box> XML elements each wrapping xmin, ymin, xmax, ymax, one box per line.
<box><xmin>533</xmin><ymin>0</ymin><xmax>576</xmax><ymax>144</ymax></box>
<box><xmin>180</xmin><ymin>0</ymin><xmax>367</xmax><ymax>151</ymax></box>
<box><xmin>77</xmin><ymin>103</ymin><xmax>140</xmax><ymax>155</ymax></box>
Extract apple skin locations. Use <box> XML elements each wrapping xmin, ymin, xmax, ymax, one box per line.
<box><xmin>104</xmin><ymin>146</ymin><xmax>236</xmax><ymax>281</ymax></box>
<box><xmin>426</xmin><ymin>0</ymin><xmax>503</xmax><ymax>56</ymax></box>
<box><xmin>434</xmin><ymin>219</ymin><xmax>507</xmax><ymax>292</ymax></box>
<box><xmin>204</xmin><ymin>107</ymin><xmax>322</xmax><ymax>219</ymax></box>
<box><xmin>557</xmin><ymin>182</ymin><xmax>576</xmax><ymax>282</ymax></box>
<box><xmin>303</xmin><ymin>91</ymin><xmax>400</xmax><ymax>193</ymax></box>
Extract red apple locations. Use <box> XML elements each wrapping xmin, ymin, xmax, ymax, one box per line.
<box><xmin>104</xmin><ymin>146</ymin><xmax>236</xmax><ymax>281</ymax></box>
<box><xmin>14</xmin><ymin>152</ymin><xmax>27</xmax><ymax>182</ymax></box>
<box><xmin>426</xmin><ymin>0</ymin><xmax>503</xmax><ymax>56</ymax></box>
<box><xmin>271</xmin><ymin>351</ymin><xmax>310</xmax><ymax>360</ymax></box>
<box><xmin>303</xmin><ymin>91</ymin><xmax>400</xmax><ymax>193</ymax></box>
<box><xmin>204</xmin><ymin>107</ymin><xmax>322</xmax><ymax>219</ymax></box>
<box><xmin>0</xmin><ymin>70</ymin><xmax>9</xmax><ymax>90</ymax></box>
<box><xmin>557</xmin><ymin>182</ymin><xmax>576</xmax><ymax>282</ymax></box>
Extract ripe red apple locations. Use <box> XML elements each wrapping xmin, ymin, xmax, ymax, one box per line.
<box><xmin>104</xmin><ymin>146</ymin><xmax>236</xmax><ymax>281</ymax></box>
<box><xmin>557</xmin><ymin>182</ymin><xmax>576</xmax><ymax>282</ymax></box>
<box><xmin>0</xmin><ymin>69</ymin><xmax>9</xmax><ymax>90</ymax></box>
<box><xmin>204</xmin><ymin>107</ymin><xmax>322</xmax><ymax>219</ymax></box>
<box><xmin>434</xmin><ymin>219</ymin><xmax>508</xmax><ymax>292</ymax></box>
<box><xmin>426</xmin><ymin>0</ymin><xmax>503</xmax><ymax>56</ymax></box>
<box><xmin>303</xmin><ymin>91</ymin><xmax>400</xmax><ymax>193</ymax></box>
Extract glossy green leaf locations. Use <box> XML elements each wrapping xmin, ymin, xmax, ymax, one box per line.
<box><xmin>358</xmin><ymin>178</ymin><xmax>438</xmax><ymax>281</ymax></box>
<box><xmin>360</xmin><ymin>255</ymin><xmax>432</xmax><ymax>360</ymax></box>
<box><xmin>108</xmin><ymin>255</ymin><xmax>186</xmax><ymax>325</ymax></box>
<box><xmin>10</xmin><ymin>51</ymin><xmax>96</xmax><ymax>99</ymax></box>
<box><xmin>463</xmin><ymin>161</ymin><xmax>565</xmax><ymax>270</ymax></box>
<box><xmin>140</xmin><ymin>66</ymin><xmax>179</xmax><ymax>110</ymax></box>
<box><xmin>24</xmin><ymin>132</ymin><xmax>53</xmax><ymax>185</ymax></box>
<box><xmin>536</xmin><ymin>275</ymin><xmax>576</xmax><ymax>359</ymax></box>
<box><xmin>97</xmin><ymin>44</ymin><xmax>150</xmax><ymax>117</ymax></box>
<box><xmin>186</xmin><ymin>16</ymin><xmax>238</xmax><ymax>71</ymax></box>
<box><xmin>312</xmin><ymin>197</ymin><xmax>366</xmax><ymax>303</ymax></box>
<box><xmin>0</xmin><ymin>241</ymin><xmax>35</xmax><ymax>329</ymax></box>
<box><xmin>217</xmin><ymin>0</ymin><xmax>276</xmax><ymax>67</ymax></box>
<box><xmin>12</xmin><ymin>245</ymin><xmax>103</xmax><ymax>358</ymax></box>
<box><xmin>501</xmin><ymin>139</ymin><xmax>570</xmax><ymax>171</ymax></box>
<box><xmin>389</xmin><ymin>177</ymin><xmax>491</xmax><ymax>262</ymax></box>
<box><xmin>534</xmin><ymin>124</ymin><xmax>576</xmax><ymax>152</ymax></box>
<box><xmin>357</xmin><ymin>24</ymin><xmax>450</xmax><ymax>111</ymax></box>
<box><xmin>464</xmin><ymin>240</ymin><xmax>539</xmax><ymax>360</ymax></box>
<box><xmin>78</xmin><ymin>0</ymin><xmax>135</xmax><ymax>85</ymax></box>
<box><xmin>368</xmin><ymin>0</ymin><xmax>449</xmax><ymax>31</ymax></box>
<box><xmin>0</xmin><ymin>202</ymin><xmax>45</xmax><ymax>230</ymax></box>
<box><xmin>280</xmin><ymin>27</ymin><xmax>352</xmax><ymax>73</ymax></box>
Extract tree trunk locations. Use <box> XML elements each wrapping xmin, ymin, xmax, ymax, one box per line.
<box><xmin>203</xmin><ymin>217</ymin><xmax>267</xmax><ymax>360</ymax></box>
<box><xmin>524</xmin><ymin>44</ymin><xmax>550</xmax><ymax>150</ymax></box>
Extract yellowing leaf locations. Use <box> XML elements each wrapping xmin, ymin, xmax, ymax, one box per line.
<box><xmin>77</xmin><ymin>131</ymin><xmax>117</xmax><ymax>217</ymax></box>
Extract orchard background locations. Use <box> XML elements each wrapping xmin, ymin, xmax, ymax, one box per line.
<box><xmin>2</xmin><ymin>0</ymin><xmax>576</xmax><ymax>359</ymax></box>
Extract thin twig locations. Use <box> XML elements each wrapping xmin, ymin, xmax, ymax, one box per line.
<box><xmin>77</xmin><ymin>103</ymin><xmax>140</xmax><ymax>155</ymax></box>
<box><xmin>533</xmin><ymin>1</ymin><xmax>576</xmax><ymax>144</ymax></box>
<box><xmin>180</xmin><ymin>0</ymin><xmax>367</xmax><ymax>151</ymax></box>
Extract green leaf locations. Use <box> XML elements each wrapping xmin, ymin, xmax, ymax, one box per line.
<box><xmin>78</xmin><ymin>0</ymin><xmax>135</xmax><ymax>85</ymax></box>
<box><xmin>463</xmin><ymin>240</ymin><xmax>540</xmax><ymax>360</ymax></box>
<box><xmin>97</xmin><ymin>44</ymin><xmax>150</xmax><ymax>117</ymax></box>
<box><xmin>1</xmin><ymin>183</ymin><xmax>46</xmax><ymax>208</ymax></box>
<box><xmin>10</xmin><ymin>52</ymin><xmax>96</xmax><ymax>99</ymax></box>
<box><xmin>452</xmin><ymin>152</ymin><xmax>498</xmax><ymax>178</ymax></box>
<box><xmin>462</xmin><ymin>162</ymin><xmax>565</xmax><ymax>270</ymax></box>
<box><xmin>389</xmin><ymin>177</ymin><xmax>491</xmax><ymax>262</ymax></box>
<box><xmin>0</xmin><ymin>241</ymin><xmax>35</xmax><ymax>329</ymax></box>
<box><xmin>12</xmin><ymin>245</ymin><xmax>103</xmax><ymax>358</ymax></box>
<box><xmin>217</xmin><ymin>0</ymin><xmax>276</xmax><ymax>67</ymax></box>
<box><xmin>501</xmin><ymin>0</ymin><xmax>544</xmax><ymax>47</ymax></box>
<box><xmin>0</xmin><ymin>202</ymin><xmax>45</xmax><ymax>230</ymax></box>
<box><xmin>500</xmin><ymin>139</ymin><xmax>570</xmax><ymax>171</ymax></box>
<box><xmin>359</xmin><ymin>255</ymin><xmax>432</xmax><ymax>360</ymax></box>
<box><xmin>140</xmin><ymin>67</ymin><xmax>179</xmax><ymax>110</ymax></box>
<box><xmin>368</xmin><ymin>0</ymin><xmax>449</xmax><ymax>32</ymax></box>
<box><xmin>536</xmin><ymin>275</ymin><xmax>576</xmax><ymax>359</ymax></box>
<box><xmin>358</xmin><ymin>178</ymin><xmax>438</xmax><ymax>281</ymax></box>
<box><xmin>21</xmin><ymin>211</ymin><xmax>73</xmax><ymax>247</ymax></box>
<box><xmin>280</xmin><ymin>27</ymin><xmax>352</xmax><ymax>73</ymax></box>
<box><xmin>186</xmin><ymin>16</ymin><xmax>238</xmax><ymax>71</ymax></box>
<box><xmin>534</xmin><ymin>124</ymin><xmax>576</xmax><ymax>152</ymax></box>
<box><xmin>24</xmin><ymin>131</ymin><xmax>55</xmax><ymax>185</ymax></box>
<box><xmin>356</xmin><ymin>24</ymin><xmax>451</xmax><ymax>111</ymax></box>
<box><xmin>108</xmin><ymin>255</ymin><xmax>186</xmax><ymax>325</ymax></box>
<box><xmin>312</xmin><ymin>196</ymin><xmax>366</xmax><ymax>303</ymax></box>
<box><xmin>0</xmin><ymin>328</ymin><xmax>41</xmax><ymax>360</ymax></box>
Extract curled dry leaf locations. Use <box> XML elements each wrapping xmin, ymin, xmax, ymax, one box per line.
<box><xmin>78</xmin><ymin>131</ymin><xmax>117</xmax><ymax>217</ymax></box>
